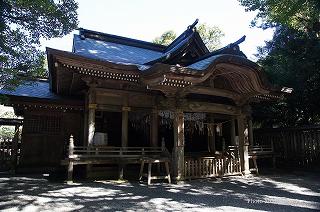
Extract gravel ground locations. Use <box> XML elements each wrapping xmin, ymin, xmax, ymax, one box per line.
<box><xmin>0</xmin><ymin>170</ymin><xmax>319</xmax><ymax>211</ymax></box>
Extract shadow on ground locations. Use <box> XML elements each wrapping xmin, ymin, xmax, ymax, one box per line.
<box><xmin>0</xmin><ymin>169</ymin><xmax>319</xmax><ymax>211</ymax></box>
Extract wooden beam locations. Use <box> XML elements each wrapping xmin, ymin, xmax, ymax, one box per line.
<box><xmin>96</xmin><ymin>104</ymin><xmax>154</xmax><ymax>113</ymax></box>
<box><xmin>182</xmin><ymin>101</ymin><xmax>241</xmax><ymax>115</ymax></box>
<box><xmin>97</xmin><ymin>104</ymin><xmax>122</xmax><ymax>112</ymax></box>
<box><xmin>156</xmin><ymin>97</ymin><xmax>241</xmax><ymax>115</ymax></box>
<box><xmin>95</xmin><ymin>87</ymin><xmax>155</xmax><ymax>97</ymax></box>
<box><xmin>182</xmin><ymin>86</ymin><xmax>241</xmax><ymax>101</ymax></box>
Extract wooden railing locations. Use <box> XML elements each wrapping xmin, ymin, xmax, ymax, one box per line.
<box><xmin>254</xmin><ymin>126</ymin><xmax>320</xmax><ymax>166</ymax></box>
<box><xmin>185</xmin><ymin>155</ymin><xmax>241</xmax><ymax>180</ymax></box>
<box><xmin>249</xmin><ymin>145</ymin><xmax>273</xmax><ymax>153</ymax></box>
<box><xmin>248</xmin><ymin>145</ymin><xmax>279</xmax><ymax>174</ymax></box>
<box><xmin>69</xmin><ymin>146</ymin><xmax>170</xmax><ymax>160</ymax></box>
<box><xmin>63</xmin><ymin>135</ymin><xmax>170</xmax><ymax>162</ymax></box>
<box><xmin>62</xmin><ymin>135</ymin><xmax>171</xmax><ymax>182</ymax></box>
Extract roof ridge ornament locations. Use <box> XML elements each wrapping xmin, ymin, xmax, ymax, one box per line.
<box><xmin>187</xmin><ymin>19</ymin><xmax>199</xmax><ymax>30</ymax></box>
<box><xmin>77</xmin><ymin>27</ymin><xmax>86</xmax><ymax>40</ymax></box>
<box><xmin>229</xmin><ymin>35</ymin><xmax>246</xmax><ymax>47</ymax></box>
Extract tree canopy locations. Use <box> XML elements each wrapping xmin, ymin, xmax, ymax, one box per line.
<box><xmin>239</xmin><ymin>0</ymin><xmax>320</xmax><ymax>127</ymax></box>
<box><xmin>239</xmin><ymin>0</ymin><xmax>320</xmax><ymax>35</ymax></box>
<box><xmin>153</xmin><ymin>23</ymin><xmax>224</xmax><ymax>51</ymax></box>
<box><xmin>0</xmin><ymin>0</ymin><xmax>78</xmax><ymax>89</ymax></box>
<box><xmin>153</xmin><ymin>30</ymin><xmax>177</xmax><ymax>46</ymax></box>
<box><xmin>253</xmin><ymin>27</ymin><xmax>320</xmax><ymax>127</ymax></box>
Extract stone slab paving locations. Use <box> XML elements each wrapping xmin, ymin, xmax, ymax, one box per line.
<box><xmin>0</xmin><ymin>171</ymin><xmax>319</xmax><ymax>211</ymax></box>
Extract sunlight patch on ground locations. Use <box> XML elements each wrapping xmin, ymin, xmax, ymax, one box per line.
<box><xmin>0</xmin><ymin>173</ymin><xmax>319</xmax><ymax>211</ymax></box>
<box><xmin>267</xmin><ymin>179</ymin><xmax>320</xmax><ymax>197</ymax></box>
<box><xmin>47</xmin><ymin>186</ymin><xmax>120</xmax><ymax>198</ymax></box>
<box><xmin>261</xmin><ymin>195</ymin><xmax>320</xmax><ymax>210</ymax></box>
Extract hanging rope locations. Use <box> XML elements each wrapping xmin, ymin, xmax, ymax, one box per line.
<box><xmin>159</xmin><ymin>111</ymin><xmax>207</xmax><ymax>132</ymax></box>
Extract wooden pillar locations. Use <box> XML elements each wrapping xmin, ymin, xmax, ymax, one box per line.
<box><xmin>11</xmin><ymin>125</ymin><xmax>20</xmax><ymax>173</ymax></box>
<box><xmin>67</xmin><ymin>135</ymin><xmax>74</xmax><ymax>183</ymax></box>
<box><xmin>237</xmin><ymin>115</ymin><xmax>250</xmax><ymax>175</ymax></box>
<box><xmin>172</xmin><ymin>110</ymin><xmax>185</xmax><ymax>181</ymax></box>
<box><xmin>86</xmin><ymin>88</ymin><xmax>96</xmax><ymax>176</ymax></box>
<box><xmin>119</xmin><ymin>105</ymin><xmax>129</xmax><ymax>180</ymax></box>
<box><xmin>87</xmin><ymin>89</ymin><xmax>96</xmax><ymax>146</ymax></box>
<box><xmin>150</xmin><ymin>108</ymin><xmax>158</xmax><ymax>147</ymax></box>
<box><xmin>230</xmin><ymin>118</ymin><xmax>236</xmax><ymax>146</ymax></box>
<box><xmin>248</xmin><ymin>117</ymin><xmax>254</xmax><ymax>146</ymax></box>
<box><xmin>207</xmin><ymin>115</ymin><xmax>215</xmax><ymax>153</ymax></box>
<box><xmin>83</xmin><ymin>94</ymin><xmax>89</xmax><ymax>145</ymax></box>
<box><xmin>121</xmin><ymin>106</ymin><xmax>129</xmax><ymax>148</ymax></box>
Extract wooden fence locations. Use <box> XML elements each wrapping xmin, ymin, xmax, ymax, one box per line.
<box><xmin>0</xmin><ymin>133</ymin><xmax>20</xmax><ymax>171</ymax></box>
<box><xmin>254</xmin><ymin>126</ymin><xmax>320</xmax><ymax>166</ymax></box>
<box><xmin>184</xmin><ymin>156</ymin><xmax>241</xmax><ymax>180</ymax></box>
<box><xmin>0</xmin><ymin>138</ymin><xmax>13</xmax><ymax>165</ymax></box>
<box><xmin>0</xmin><ymin>138</ymin><xmax>16</xmax><ymax>170</ymax></box>
<box><xmin>0</xmin><ymin>119</ymin><xmax>23</xmax><ymax>171</ymax></box>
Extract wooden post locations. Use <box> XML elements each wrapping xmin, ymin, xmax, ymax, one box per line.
<box><xmin>161</xmin><ymin>139</ymin><xmax>166</xmax><ymax>151</ymax></box>
<box><xmin>230</xmin><ymin>118</ymin><xmax>236</xmax><ymax>146</ymax></box>
<box><xmin>67</xmin><ymin>135</ymin><xmax>74</xmax><ymax>183</ymax></box>
<box><xmin>172</xmin><ymin>110</ymin><xmax>185</xmax><ymax>181</ymax></box>
<box><xmin>150</xmin><ymin>108</ymin><xmax>158</xmax><ymax>147</ymax></box>
<box><xmin>87</xmin><ymin>89</ymin><xmax>96</xmax><ymax>146</ymax></box>
<box><xmin>207</xmin><ymin>115</ymin><xmax>215</xmax><ymax>154</ymax></box>
<box><xmin>119</xmin><ymin>106</ymin><xmax>129</xmax><ymax>180</ymax></box>
<box><xmin>11</xmin><ymin>125</ymin><xmax>20</xmax><ymax>174</ymax></box>
<box><xmin>87</xmin><ymin>89</ymin><xmax>96</xmax><ymax>176</ymax></box>
<box><xmin>237</xmin><ymin>115</ymin><xmax>250</xmax><ymax>175</ymax></box>
<box><xmin>248</xmin><ymin>117</ymin><xmax>254</xmax><ymax>146</ymax></box>
<box><xmin>121</xmin><ymin>106</ymin><xmax>129</xmax><ymax>148</ymax></box>
<box><xmin>83</xmin><ymin>94</ymin><xmax>89</xmax><ymax>145</ymax></box>
<box><xmin>147</xmin><ymin>162</ymin><xmax>152</xmax><ymax>185</ymax></box>
<box><xmin>222</xmin><ymin>138</ymin><xmax>226</xmax><ymax>152</ymax></box>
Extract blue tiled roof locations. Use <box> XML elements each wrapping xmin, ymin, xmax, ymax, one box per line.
<box><xmin>0</xmin><ymin>81</ymin><xmax>62</xmax><ymax>100</ymax></box>
<box><xmin>187</xmin><ymin>54</ymin><xmax>256</xmax><ymax>71</ymax></box>
<box><xmin>187</xmin><ymin>55</ymin><xmax>221</xmax><ymax>70</ymax></box>
<box><xmin>73</xmin><ymin>35</ymin><xmax>163</xmax><ymax>65</ymax></box>
<box><xmin>145</xmin><ymin>32</ymin><xmax>195</xmax><ymax>65</ymax></box>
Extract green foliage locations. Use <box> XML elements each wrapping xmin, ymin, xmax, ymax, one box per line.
<box><xmin>239</xmin><ymin>0</ymin><xmax>320</xmax><ymax>34</ymax></box>
<box><xmin>0</xmin><ymin>107</ymin><xmax>16</xmax><ymax>139</ymax></box>
<box><xmin>0</xmin><ymin>0</ymin><xmax>78</xmax><ymax>89</ymax></box>
<box><xmin>0</xmin><ymin>126</ymin><xmax>14</xmax><ymax>139</ymax></box>
<box><xmin>253</xmin><ymin>27</ymin><xmax>320</xmax><ymax>127</ymax></box>
<box><xmin>153</xmin><ymin>30</ymin><xmax>177</xmax><ymax>46</ymax></box>
<box><xmin>153</xmin><ymin>23</ymin><xmax>224</xmax><ymax>51</ymax></box>
<box><xmin>239</xmin><ymin>0</ymin><xmax>320</xmax><ymax>127</ymax></box>
<box><xmin>197</xmin><ymin>23</ymin><xmax>224</xmax><ymax>51</ymax></box>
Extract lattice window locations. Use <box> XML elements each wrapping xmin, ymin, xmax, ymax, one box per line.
<box><xmin>24</xmin><ymin>115</ymin><xmax>61</xmax><ymax>134</ymax></box>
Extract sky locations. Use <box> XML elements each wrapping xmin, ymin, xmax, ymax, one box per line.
<box><xmin>41</xmin><ymin>0</ymin><xmax>274</xmax><ymax>61</ymax></box>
